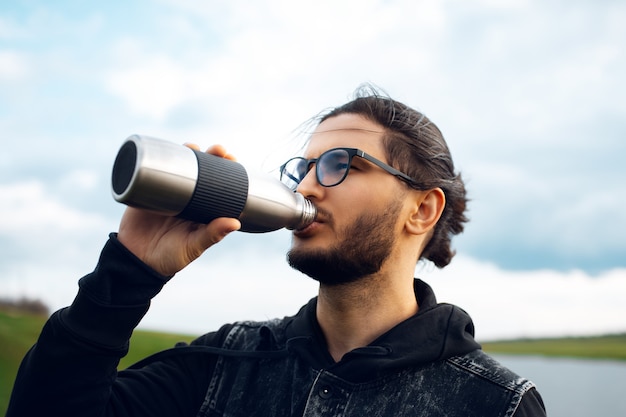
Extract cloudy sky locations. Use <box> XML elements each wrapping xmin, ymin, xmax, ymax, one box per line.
<box><xmin>1</xmin><ymin>0</ymin><xmax>625</xmax><ymax>341</ymax></box>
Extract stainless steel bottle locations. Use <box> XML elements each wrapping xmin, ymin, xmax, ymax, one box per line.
<box><xmin>111</xmin><ymin>135</ymin><xmax>316</xmax><ymax>233</ymax></box>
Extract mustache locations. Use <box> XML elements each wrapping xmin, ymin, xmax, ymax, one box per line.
<box><xmin>313</xmin><ymin>206</ymin><xmax>333</xmax><ymax>224</ymax></box>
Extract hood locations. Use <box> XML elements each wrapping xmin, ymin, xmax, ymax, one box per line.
<box><xmin>284</xmin><ymin>279</ymin><xmax>481</xmax><ymax>383</ymax></box>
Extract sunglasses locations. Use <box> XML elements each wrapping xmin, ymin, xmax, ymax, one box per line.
<box><xmin>279</xmin><ymin>147</ymin><xmax>419</xmax><ymax>191</ymax></box>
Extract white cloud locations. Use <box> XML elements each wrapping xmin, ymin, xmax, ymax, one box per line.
<box><xmin>57</xmin><ymin>169</ymin><xmax>100</xmax><ymax>191</ymax></box>
<box><xmin>420</xmin><ymin>256</ymin><xmax>626</xmax><ymax>340</ymax></box>
<box><xmin>102</xmin><ymin>0</ymin><xmax>448</xmax><ymax>122</ymax></box>
<box><xmin>0</xmin><ymin>180</ymin><xmax>117</xmax><ymax>311</ymax></box>
<box><xmin>0</xmin><ymin>181</ymin><xmax>108</xmax><ymax>235</ymax></box>
<box><xmin>106</xmin><ymin>56</ymin><xmax>190</xmax><ymax>119</ymax></box>
<box><xmin>141</xmin><ymin>243</ymin><xmax>319</xmax><ymax>334</ymax></box>
<box><xmin>0</xmin><ymin>180</ymin><xmax>115</xmax><ymax>275</ymax></box>
<box><xmin>0</xmin><ymin>50</ymin><xmax>29</xmax><ymax>80</ymax></box>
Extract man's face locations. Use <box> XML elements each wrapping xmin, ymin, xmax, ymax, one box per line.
<box><xmin>287</xmin><ymin>113</ymin><xmax>408</xmax><ymax>285</ymax></box>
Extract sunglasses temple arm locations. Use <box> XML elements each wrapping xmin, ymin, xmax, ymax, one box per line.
<box><xmin>284</xmin><ymin>171</ymin><xmax>301</xmax><ymax>186</ymax></box>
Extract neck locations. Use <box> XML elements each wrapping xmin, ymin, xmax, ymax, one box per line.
<box><xmin>316</xmin><ymin>271</ymin><xmax>418</xmax><ymax>362</ymax></box>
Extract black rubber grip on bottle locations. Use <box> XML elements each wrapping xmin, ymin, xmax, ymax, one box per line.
<box><xmin>177</xmin><ymin>150</ymin><xmax>249</xmax><ymax>223</ymax></box>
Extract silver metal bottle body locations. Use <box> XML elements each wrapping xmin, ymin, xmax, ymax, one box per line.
<box><xmin>111</xmin><ymin>135</ymin><xmax>316</xmax><ymax>233</ymax></box>
<box><xmin>241</xmin><ymin>174</ymin><xmax>316</xmax><ymax>232</ymax></box>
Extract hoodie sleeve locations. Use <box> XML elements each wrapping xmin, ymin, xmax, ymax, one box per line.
<box><xmin>6</xmin><ymin>234</ymin><xmax>216</xmax><ymax>417</ymax></box>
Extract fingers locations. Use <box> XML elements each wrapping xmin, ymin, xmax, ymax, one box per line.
<box><xmin>184</xmin><ymin>143</ymin><xmax>237</xmax><ymax>161</ymax></box>
<box><xmin>184</xmin><ymin>143</ymin><xmax>202</xmax><ymax>151</ymax></box>
<box><xmin>205</xmin><ymin>144</ymin><xmax>237</xmax><ymax>161</ymax></box>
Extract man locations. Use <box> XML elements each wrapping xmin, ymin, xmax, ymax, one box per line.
<box><xmin>8</xmin><ymin>88</ymin><xmax>546</xmax><ymax>416</ymax></box>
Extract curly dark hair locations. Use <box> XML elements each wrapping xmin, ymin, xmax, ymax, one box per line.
<box><xmin>318</xmin><ymin>86</ymin><xmax>469</xmax><ymax>268</ymax></box>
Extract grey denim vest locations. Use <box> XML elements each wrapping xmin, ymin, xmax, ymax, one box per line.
<box><xmin>195</xmin><ymin>320</ymin><xmax>535</xmax><ymax>417</ymax></box>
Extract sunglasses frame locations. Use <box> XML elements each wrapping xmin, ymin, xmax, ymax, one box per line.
<box><xmin>280</xmin><ymin>147</ymin><xmax>419</xmax><ymax>190</ymax></box>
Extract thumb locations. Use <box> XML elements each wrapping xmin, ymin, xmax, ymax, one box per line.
<box><xmin>198</xmin><ymin>217</ymin><xmax>242</xmax><ymax>249</ymax></box>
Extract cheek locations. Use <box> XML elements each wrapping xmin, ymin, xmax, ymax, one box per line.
<box><xmin>327</xmin><ymin>179</ymin><xmax>404</xmax><ymax>223</ymax></box>
<box><xmin>330</xmin><ymin>192</ymin><xmax>368</xmax><ymax>220</ymax></box>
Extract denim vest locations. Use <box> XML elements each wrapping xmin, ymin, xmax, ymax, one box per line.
<box><xmin>195</xmin><ymin>320</ymin><xmax>535</xmax><ymax>417</ymax></box>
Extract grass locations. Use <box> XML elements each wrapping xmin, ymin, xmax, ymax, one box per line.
<box><xmin>0</xmin><ymin>309</ymin><xmax>48</xmax><ymax>415</ymax></box>
<box><xmin>117</xmin><ymin>328</ymin><xmax>195</xmax><ymax>368</ymax></box>
<box><xmin>482</xmin><ymin>334</ymin><xmax>626</xmax><ymax>361</ymax></box>
<box><xmin>1</xmin><ymin>308</ymin><xmax>625</xmax><ymax>414</ymax></box>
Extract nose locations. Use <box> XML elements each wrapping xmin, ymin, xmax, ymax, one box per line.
<box><xmin>295</xmin><ymin>165</ymin><xmax>323</xmax><ymax>199</ymax></box>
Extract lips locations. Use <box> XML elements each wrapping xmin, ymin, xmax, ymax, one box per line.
<box><xmin>293</xmin><ymin>220</ymin><xmax>321</xmax><ymax>237</ymax></box>
<box><xmin>293</xmin><ymin>210</ymin><xmax>328</xmax><ymax>237</ymax></box>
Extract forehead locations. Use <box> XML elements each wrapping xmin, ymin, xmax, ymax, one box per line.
<box><xmin>304</xmin><ymin>113</ymin><xmax>386</xmax><ymax>157</ymax></box>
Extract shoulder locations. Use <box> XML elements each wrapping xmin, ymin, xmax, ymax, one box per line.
<box><xmin>227</xmin><ymin>318</ymin><xmax>291</xmax><ymax>349</ymax></box>
<box><xmin>447</xmin><ymin>350</ymin><xmax>536</xmax><ymax>394</ymax></box>
<box><xmin>190</xmin><ymin>299</ymin><xmax>315</xmax><ymax>353</ymax></box>
<box><xmin>446</xmin><ymin>350</ymin><xmax>545</xmax><ymax>416</ymax></box>
<box><xmin>192</xmin><ymin>317</ymin><xmax>293</xmax><ymax>352</ymax></box>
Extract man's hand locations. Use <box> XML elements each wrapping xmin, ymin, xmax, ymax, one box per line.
<box><xmin>117</xmin><ymin>144</ymin><xmax>241</xmax><ymax>276</ymax></box>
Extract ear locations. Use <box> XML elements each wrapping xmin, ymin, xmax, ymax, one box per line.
<box><xmin>405</xmin><ymin>188</ymin><xmax>446</xmax><ymax>236</ymax></box>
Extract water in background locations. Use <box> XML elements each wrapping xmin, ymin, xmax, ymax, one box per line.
<box><xmin>493</xmin><ymin>354</ymin><xmax>626</xmax><ymax>417</ymax></box>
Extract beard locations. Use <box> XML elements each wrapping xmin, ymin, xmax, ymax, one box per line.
<box><xmin>287</xmin><ymin>200</ymin><xmax>402</xmax><ymax>286</ymax></box>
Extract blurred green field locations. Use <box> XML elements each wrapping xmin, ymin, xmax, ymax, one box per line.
<box><xmin>1</xmin><ymin>309</ymin><xmax>625</xmax><ymax>414</ymax></box>
<box><xmin>482</xmin><ymin>334</ymin><xmax>626</xmax><ymax>361</ymax></box>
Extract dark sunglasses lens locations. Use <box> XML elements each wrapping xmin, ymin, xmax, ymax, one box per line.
<box><xmin>318</xmin><ymin>149</ymin><xmax>350</xmax><ymax>187</ymax></box>
<box><xmin>281</xmin><ymin>158</ymin><xmax>308</xmax><ymax>190</ymax></box>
